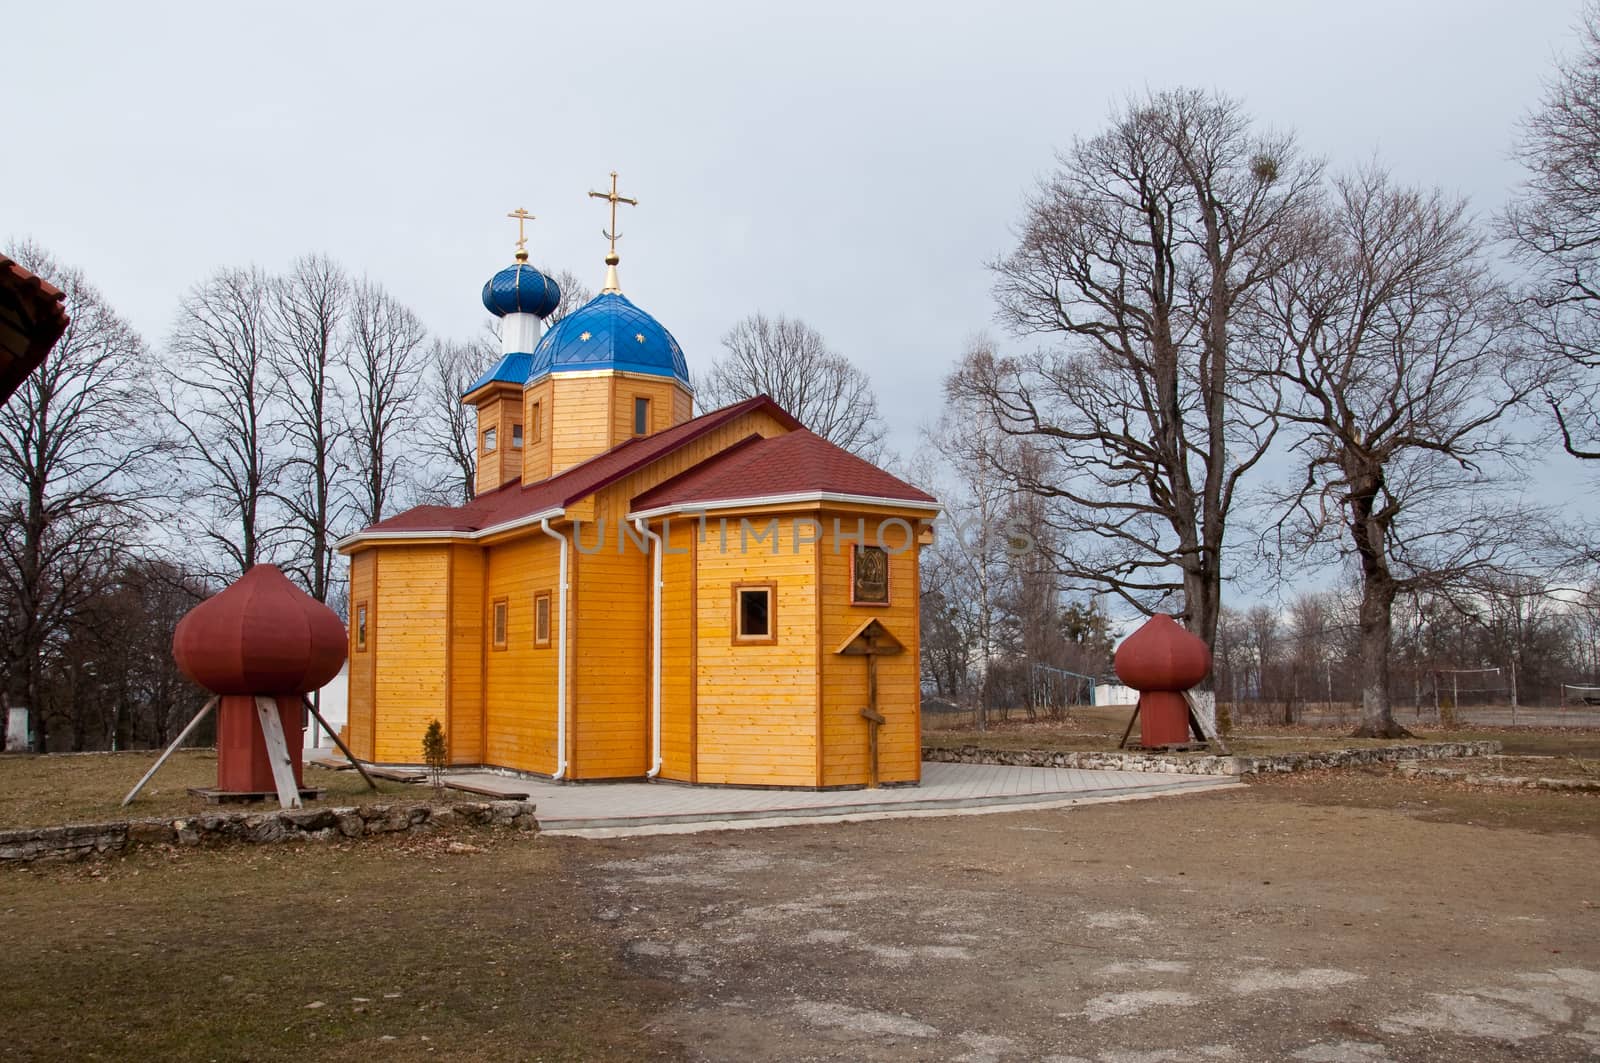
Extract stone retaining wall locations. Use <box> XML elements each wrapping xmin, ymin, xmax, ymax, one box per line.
<box><xmin>0</xmin><ymin>800</ymin><xmax>537</xmax><ymax>865</ymax></box>
<box><xmin>922</xmin><ymin>741</ymin><xmax>1502</xmax><ymax>777</ymax></box>
<box><xmin>1396</xmin><ymin>763</ymin><xmax>1600</xmax><ymax>792</ymax></box>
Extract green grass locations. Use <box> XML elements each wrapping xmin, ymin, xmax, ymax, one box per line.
<box><xmin>0</xmin><ymin>836</ymin><xmax>680</xmax><ymax>1061</ymax></box>
<box><xmin>0</xmin><ymin>750</ymin><xmax>420</xmax><ymax>830</ymax></box>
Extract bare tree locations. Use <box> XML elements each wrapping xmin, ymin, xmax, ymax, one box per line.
<box><xmin>269</xmin><ymin>254</ymin><xmax>348</xmax><ymax>601</ymax></box>
<box><xmin>345</xmin><ymin>280</ymin><xmax>426</xmax><ymax>527</ymax></box>
<box><xmin>417</xmin><ymin>336</ymin><xmax>494</xmax><ymax>505</ymax></box>
<box><xmin>0</xmin><ymin>240</ymin><xmax>164</xmax><ymax>751</ymax></box>
<box><xmin>949</xmin><ymin>89</ymin><xmax>1321</xmax><ymax>656</ymax></box>
<box><xmin>700</xmin><ymin>313</ymin><xmax>887</xmax><ymax>458</ymax></box>
<box><xmin>1259</xmin><ymin>168</ymin><xmax>1546</xmax><ymax>736</ymax></box>
<box><xmin>162</xmin><ymin>266</ymin><xmax>283</xmax><ymax>577</ymax></box>
<box><xmin>546</xmin><ymin>268</ymin><xmax>593</xmax><ymax>327</ymax></box>
<box><xmin>1503</xmin><ymin>2</ymin><xmax>1600</xmax><ymax>458</ymax></box>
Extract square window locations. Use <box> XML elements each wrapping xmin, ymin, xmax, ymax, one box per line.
<box><xmin>355</xmin><ymin>603</ymin><xmax>368</xmax><ymax>651</ymax></box>
<box><xmin>492</xmin><ymin>598</ymin><xmax>508</xmax><ymax>650</ymax></box>
<box><xmin>733</xmin><ymin>584</ymin><xmax>776</xmax><ymax>644</ymax></box>
<box><xmin>633</xmin><ymin>397</ymin><xmax>650</xmax><ymax>436</ymax></box>
<box><xmin>851</xmin><ymin>545</ymin><xmax>890</xmax><ymax>605</ymax></box>
<box><xmin>534</xmin><ymin>592</ymin><xmax>551</xmax><ymax>647</ymax></box>
<box><xmin>511</xmin><ymin>423</ymin><xmax>524</xmax><ymax>449</ymax></box>
<box><xmin>483</xmin><ymin>426</ymin><xmax>497</xmax><ymax>453</ymax></box>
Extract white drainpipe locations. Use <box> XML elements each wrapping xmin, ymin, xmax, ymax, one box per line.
<box><xmin>634</xmin><ymin>516</ymin><xmax>664</xmax><ymax>778</ymax></box>
<box><xmin>538</xmin><ymin>518</ymin><xmax>570</xmax><ymax>781</ymax></box>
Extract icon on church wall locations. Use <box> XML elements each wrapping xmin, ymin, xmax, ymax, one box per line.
<box><xmin>851</xmin><ymin>545</ymin><xmax>889</xmax><ymax>604</ymax></box>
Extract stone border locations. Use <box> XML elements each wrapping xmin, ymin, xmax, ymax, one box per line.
<box><xmin>922</xmin><ymin>741</ymin><xmax>1502</xmax><ymax>777</ymax></box>
<box><xmin>0</xmin><ymin>800</ymin><xmax>537</xmax><ymax>865</ymax></box>
<box><xmin>1396</xmin><ymin>763</ymin><xmax>1600</xmax><ymax>792</ymax></box>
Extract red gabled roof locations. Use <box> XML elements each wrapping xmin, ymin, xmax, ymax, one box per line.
<box><xmin>631</xmin><ymin>429</ymin><xmax>938</xmax><ymax>513</ymax></box>
<box><xmin>357</xmin><ymin>394</ymin><xmax>804</xmax><ymax>537</ymax></box>
<box><xmin>0</xmin><ymin>256</ymin><xmax>70</xmax><ymax>403</ymax></box>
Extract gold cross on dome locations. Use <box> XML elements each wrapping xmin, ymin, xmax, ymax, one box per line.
<box><xmin>588</xmin><ymin>172</ymin><xmax>637</xmax><ymax>258</ymax></box>
<box><xmin>506</xmin><ymin>207</ymin><xmax>536</xmax><ymax>261</ymax></box>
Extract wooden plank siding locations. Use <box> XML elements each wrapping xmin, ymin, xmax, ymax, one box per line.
<box><xmin>482</xmin><ymin>535</ymin><xmax>563</xmax><ymax>774</ymax></box>
<box><xmin>568</xmin><ymin>532</ymin><xmax>651</xmax><ymax>778</ymax></box>
<box><xmin>520</xmin><ymin>376</ymin><xmax>554</xmax><ymax>484</ymax></box>
<box><xmin>818</xmin><ymin>514</ymin><xmax>924</xmax><ymax>786</ymax></box>
<box><xmin>657</xmin><ymin>522</ymin><xmax>695</xmax><ymax>781</ymax></box>
<box><xmin>447</xmin><ymin>545</ymin><xmax>485</xmax><ymax>764</ymax></box>
<box><xmin>346</xmin><ymin>550</ymin><xmax>376</xmax><ymax>760</ymax></box>
<box><xmin>371</xmin><ymin>545</ymin><xmax>450</xmax><ymax>764</ymax></box>
<box><xmin>691</xmin><ymin>513</ymin><xmax>819</xmax><ymax>786</ymax></box>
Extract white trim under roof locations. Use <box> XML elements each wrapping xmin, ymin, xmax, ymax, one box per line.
<box><xmin>335</xmin><ymin>506</ymin><xmax>565</xmax><ymax>551</ymax></box>
<box><xmin>628</xmin><ymin>491</ymin><xmax>942</xmax><ymax>522</ymax></box>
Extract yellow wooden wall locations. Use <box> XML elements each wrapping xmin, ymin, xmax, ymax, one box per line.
<box><xmin>568</xmin><ymin>529</ymin><xmax>650</xmax><ymax>779</ymax></box>
<box><xmin>521</xmin><ymin>377</ymin><xmax>554</xmax><ymax>484</ymax></box>
<box><xmin>474</xmin><ymin>389</ymin><xmax>523</xmax><ymax>494</ymax></box>
<box><xmin>371</xmin><ymin>545</ymin><xmax>451</xmax><ymax>764</ymax></box>
<box><xmin>447</xmin><ymin>545</ymin><xmax>485</xmax><ymax>765</ymax></box>
<box><xmin>482</xmin><ymin>535</ymin><xmax>563</xmax><ymax>774</ymax></box>
<box><xmin>609</xmin><ymin>375</ymin><xmax>686</xmax><ymax>441</ymax></box>
<box><xmin>692</xmin><ymin>515</ymin><xmax>819</xmax><ymax>786</ymax></box>
<box><xmin>818</xmin><ymin>514</ymin><xmax>923</xmax><ymax>786</ymax></box>
<box><xmin>657</xmin><ymin>525</ymin><xmax>695</xmax><ymax>781</ymax></box>
<box><xmin>549</xmin><ymin>370</ymin><xmax>695</xmax><ymax>475</ymax></box>
<box><xmin>346</xmin><ymin>550</ymin><xmax>376</xmax><ymax>761</ymax></box>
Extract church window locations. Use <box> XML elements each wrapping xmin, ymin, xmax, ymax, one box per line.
<box><xmin>529</xmin><ymin>402</ymin><xmax>542</xmax><ymax>443</ymax></box>
<box><xmin>492</xmin><ymin>598</ymin><xmax>508</xmax><ymax>650</ymax></box>
<box><xmin>633</xmin><ymin>397</ymin><xmax>650</xmax><ymax>435</ymax></box>
<box><xmin>355</xmin><ymin>603</ymin><xmax>368</xmax><ymax>651</ymax></box>
<box><xmin>483</xmin><ymin>426</ymin><xmax>497</xmax><ymax>452</ymax></box>
<box><xmin>534</xmin><ymin>592</ymin><xmax>551</xmax><ymax>647</ymax></box>
<box><xmin>733</xmin><ymin>583</ymin><xmax>776</xmax><ymax>644</ymax></box>
<box><xmin>511</xmin><ymin>423</ymin><xmax>523</xmax><ymax>449</ymax></box>
<box><xmin>851</xmin><ymin>545</ymin><xmax>890</xmax><ymax>605</ymax></box>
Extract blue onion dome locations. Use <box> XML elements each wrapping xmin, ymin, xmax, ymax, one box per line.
<box><xmin>528</xmin><ymin>292</ymin><xmax>690</xmax><ymax>385</ymax></box>
<box><xmin>481</xmin><ymin>262</ymin><xmax>561</xmax><ymax>319</ymax></box>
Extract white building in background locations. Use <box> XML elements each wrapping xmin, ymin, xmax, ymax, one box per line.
<box><xmin>305</xmin><ymin>664</ymin><xmax>349</xmax><ymax>750</ymax></box>
<box><xmin>1093</xmin><ymin>683</ymin><xmax>1138</xmax><ymax>707</ymax></box>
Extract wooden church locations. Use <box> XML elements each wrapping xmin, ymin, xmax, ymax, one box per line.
<box><xmin>337</xmin><ymin>186</ymin><xmax>938</xmax><ymax>788</ymax></box>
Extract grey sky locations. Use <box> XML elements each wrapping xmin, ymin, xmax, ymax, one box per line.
<box><xmin>2</xmin><ymin>0</ymin><xmax>1585</xmax><ymax>466</ymax></box>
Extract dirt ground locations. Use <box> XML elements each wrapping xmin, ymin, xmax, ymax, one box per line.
<box><xmin>2</xmin><ymin>769</ymin><xmax>1597</xmax><ymax>1061</ymax></box>
<box><xmin>567</xmin><ymin>772</ymin><xmax>1600</xmax><ymax>1062</ymax></box>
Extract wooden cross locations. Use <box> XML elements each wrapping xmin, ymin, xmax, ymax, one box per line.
<box><xmin>506</xmin><ymin>207</ymin><xmax>536</xmax><ymax>259</ymax></box>
<box><xmin>588</xmin><ymin>171</ymin><xmax>637</xmax><ymax>256</ymax></box>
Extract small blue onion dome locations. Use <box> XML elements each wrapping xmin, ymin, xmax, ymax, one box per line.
<box><xmin>528</xmin><ymin>292</ymin><xmax>690</xmax><ymax>385</ymax></box>
<box><xmin>481</xmin><ymin>263</ymin><xmax>561</xmax><ymax>318</ymax></box>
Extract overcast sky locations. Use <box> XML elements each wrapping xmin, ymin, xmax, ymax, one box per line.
<box><xmin>2</xmin><ymin>0</ymin><xmax>1586</xmax><ymax>466</ymax></box>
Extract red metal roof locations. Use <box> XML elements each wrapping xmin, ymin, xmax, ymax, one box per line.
<box><xmin>358</xmin><ymin>394</ymin><xmax>804</xmax><ymax>536</ymax></box>
<box><xmin>0</xmin><ymin>256</ymin><xmax>70</xmax><ymax>403</ymax></box>
<box><xmin>631</xmin><ymin>428</ymin><xmax>938</xmax><ymax>512</ymax></box>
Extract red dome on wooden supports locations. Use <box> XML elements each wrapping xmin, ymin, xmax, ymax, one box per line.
<box><xmin>1114</xmin><ymin>613</ymin><xmax>1211</xmax><ymax>748</ymax></box>
<box><xmin>173</xmin><ymin>565</ymin><xmax>348</xmax><ymax>799</ymax></box>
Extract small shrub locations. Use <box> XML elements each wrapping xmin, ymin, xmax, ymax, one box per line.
<box><xmin>422</xmin><ymin>719</ymin><xmax>448</xmax><ymax>796</ymax></box>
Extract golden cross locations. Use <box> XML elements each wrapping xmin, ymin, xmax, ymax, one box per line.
<box><xmin>506</xmin><ymin>207</ymin><xmax>536</xmax><ymax>260</ymax></box>
<box><xmin>588</xmin><ymin>172</ymin><xmax>637</xmax><ymax>257</ymax></box>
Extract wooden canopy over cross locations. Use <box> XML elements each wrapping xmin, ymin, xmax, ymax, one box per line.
<box><xmin>835</xmin><ymin>619</ymin><xmax>905</xmax><ymax>788</ymax></box>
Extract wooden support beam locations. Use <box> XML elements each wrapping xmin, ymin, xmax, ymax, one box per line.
<box><xmin>301</xmin><ymin>695</ymin><xmax>379</xmax><ymax>792</ymax></box>
<box><xmin>121</xmin><ymin>697</ymin><xmax>217</xmax><ymax>807</ymax></box>
<box><xmin>1117</xmin><ymin>699</ymin><xmax>1141</xmax><ymax>750</ymax></box>
<box><xmin>253</xmin><ymin>697</ymin><xmax>302</xmax><ymax>810</ymax></box>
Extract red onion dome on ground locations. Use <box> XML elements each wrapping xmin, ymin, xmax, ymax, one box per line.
<box><xmin>172</xmin><ymin>564</ymin><xmax>348</xmax><ymax>696</ymax></box>
<box><xmin>1114</xmin><ymin>613</ymin><xmax>1211</xmax><ymax>692</ymax></box>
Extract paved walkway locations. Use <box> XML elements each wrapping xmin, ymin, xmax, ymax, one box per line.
<box><xmin>437</xmin><ymin>761</ymin><xmax>1239</xmax><ymax>835</ymax></box>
